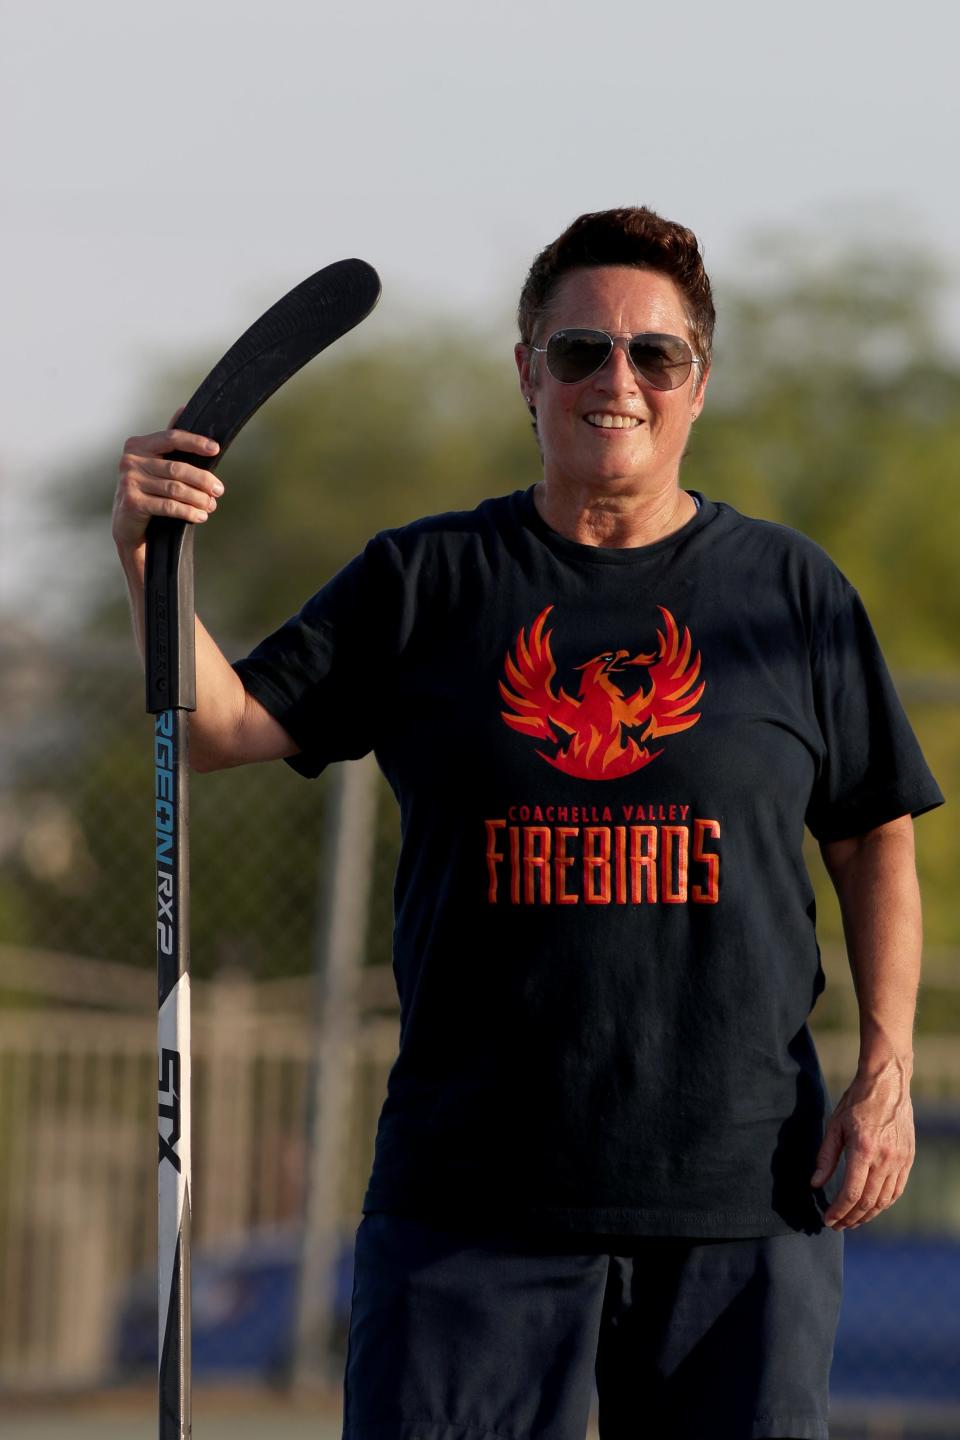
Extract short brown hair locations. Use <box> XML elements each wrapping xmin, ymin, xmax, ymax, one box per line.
<box><xmin>517</xmin><ymin>206</ymin><xmax>715</xmax><ymax>370</ymax></box>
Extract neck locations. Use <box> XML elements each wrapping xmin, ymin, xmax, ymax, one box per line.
<box><xmin>533</xmin><ymin>476</ymin><xmax>695</xmax><ymax>548</ymax></box>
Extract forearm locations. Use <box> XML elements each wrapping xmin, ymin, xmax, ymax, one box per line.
<box><xmin>117</xmin><ymin>542</ymin><xmax>247</xmax><ymax>771</ymax></box>
<box><xmin>822</xmin><ymin>820</ymin><xmax>921</xmax><ymax>1078</ymax></box>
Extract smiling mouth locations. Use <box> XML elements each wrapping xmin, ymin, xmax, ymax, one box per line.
<box><xmin>584</xmin><ymin>413</ymin><xmax>643</xmax><ymax>429</ymax></box>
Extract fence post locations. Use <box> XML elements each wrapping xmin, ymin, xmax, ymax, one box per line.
<box><xmin>292</xmin><ymin>754</ymin><xmax>379</xmax><ymax>1387</ymax></box>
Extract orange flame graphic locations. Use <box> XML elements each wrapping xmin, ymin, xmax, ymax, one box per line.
<box><xmin>499</xmin><ymin>605</ymin><xmax>705</xmax><ymax>780</ymax></box>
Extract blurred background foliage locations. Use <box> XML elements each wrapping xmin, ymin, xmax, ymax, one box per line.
<box><xmin>3</xmin><ymin>229</ymin><xmax>957</xmax><ymax>996</ymax></box>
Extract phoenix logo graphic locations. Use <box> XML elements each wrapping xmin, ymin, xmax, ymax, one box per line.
<box><xmin>499</xmin><ymin>605</ymin><xmax>705</xmax><ymax>780</ymax></box>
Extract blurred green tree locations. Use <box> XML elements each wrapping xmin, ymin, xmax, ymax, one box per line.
<box><xmin>694</xmin><ymin>233</ymin><xmax>959</xmax><ymax>954</ymax></box>
<box><xmin>699</xmin><ymin>234</ymin><xmax>960</xmax><ymax>668</ymax></box>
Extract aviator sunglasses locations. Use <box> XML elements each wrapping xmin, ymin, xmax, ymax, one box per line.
<box><xmin>531</xmin><ymin>329</ymin><xmax>701</xmax><ymax>390</ymax></box>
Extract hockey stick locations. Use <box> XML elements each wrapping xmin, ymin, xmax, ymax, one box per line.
<box><xmin>145</xmin><ymin>257</ymin><xmax>381</xmax><ymax>1440</ymax></box>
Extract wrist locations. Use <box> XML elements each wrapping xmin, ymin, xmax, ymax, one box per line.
<box><xmin>116</xmin><ymin>539</ymin><xmax>147</xmax><ymax>577</ymax></box>
<box><xmin>856</xmin><ymin>1040</ymin><xmax>914</xmax><ymax>1081</ymax></box>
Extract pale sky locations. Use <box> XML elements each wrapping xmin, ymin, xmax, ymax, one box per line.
<box><xmin>4</xmin><ymin>0</ymin><xmax>959</xmax><ymax>627</ymax></box>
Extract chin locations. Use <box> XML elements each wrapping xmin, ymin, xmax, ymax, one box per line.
<box><xmin>588</xmin><ymin>453</ymin><xmax>654</xmax><ymax>484</ymax></box>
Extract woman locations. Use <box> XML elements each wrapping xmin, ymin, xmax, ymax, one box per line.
<box><xmin>114</xmin><ymin>208</ymin><xmax>943</xmax><ymax>1439</ymax></box>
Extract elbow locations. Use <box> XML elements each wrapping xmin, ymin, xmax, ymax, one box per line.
<box><xmin>188</xmin><ymin>690</ymin><xmax>248</xmax><ymax>774</ymax></box>
<box><xmin>188</xmin><ymin>729</ymin><xmax>232</xmax><ymax>774</ymax></box>
<box><xmin>189</xmin><ymin>746</ymin><xmax>220</xmax><ymax>774</ymax></box>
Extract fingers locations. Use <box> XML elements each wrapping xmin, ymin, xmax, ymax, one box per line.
<box><xmin>137</xmin><ymin>468</ymin><xmax>221</xmax><ymax>519</ymax></box>
<box><xmin>125</xmin><ymin>424</ymin><xmax>220</xmax><ymax>460</ymax></box>
<box><xmin>823</xmin><ymin>1153</ymin><xmax>870</xmax><ymax>1229</ymax></box>
<box><xmin>139</xmin><ymin>454</ymin><xmax>224</xmax><ymax>500</ymax></box>
<box><xmin>824</xmin><ymin>1154</ymin><xmax>913</xmax><ymax>1230</ymax></box>
<box><xmin>830</xmin><ymin>1172</ymin><xmax>886</xmax><ymax>1229</ymax></box>
<box><xmin>853</xmin><ymin>1169</ymin><xmax>901</xmax><ymax>1227</ymax></box>
<box><xmin>113</xmin><ymin>471</ymin><xmax>215</xmax><ymax>537</ymax></box>
<box><xmin>810</xmin><ymin>1132</ymin><xmax>842</xmax><ymax>1188</ymax></box>
<box><xmin>855</xmin><ymin>1160</ymin><xmax>912</xmax><ymax>1228</ymax></box>
<box><xmin>113</xmin><ymin>422</ymin><xmax>223</xmax><ymax>550</ymax></box>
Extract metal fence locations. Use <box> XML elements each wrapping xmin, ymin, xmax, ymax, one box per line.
<box><xmin>0</xmin><ymin>951</ymin><xmax>398</xmax><ymax>1388</ymax></box>
<box><xmin>2</xmin><ymin>947</ymin><xmax>960</xmax><ymax>1397</ymax></box>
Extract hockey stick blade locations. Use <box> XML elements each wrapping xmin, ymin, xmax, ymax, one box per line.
<box><xmin>168</xmin><ymin>257</ymin><xmax>380</xmax><ymax>460</ymax></box>
<box><xmin>145</xmin><ymin>257</ymin><xmax>381</xmax><ymax>712</ymax></box>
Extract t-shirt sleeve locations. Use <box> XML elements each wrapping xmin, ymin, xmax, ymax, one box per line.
<box><xmin>230</xmin><ymin>535</ymin><xmax>397</xmax><ymax>779</ymax></box>
<box><xmin>805</xmin><ymin>585</ymin><xmax>945</xmax><ymax>842</ymax></box>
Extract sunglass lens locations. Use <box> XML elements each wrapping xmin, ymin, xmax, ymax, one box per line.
<box><xmin>628</xmin><ymin>334</ymin><xmax>693</xmax><ymax>390</ymax></box>
<box><xmin>546</xmin><ymin>330</ymin><xmax>612</xmax><ymax>383</ymax></box>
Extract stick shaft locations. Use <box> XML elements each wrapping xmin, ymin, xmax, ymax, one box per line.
<box><xmin>155</xmin><ymin>707</ymin><xmax>192</xmax><ymax>1438</ymax></box>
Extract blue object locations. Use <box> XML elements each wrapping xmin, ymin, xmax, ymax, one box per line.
<box><xmin>114</xmin><ymin>1224</ymin><xmax>960</xmax><ymax>1402</ymax></box>
<box><xmin>114</xmin><ymin>1225</ymin><xmax>355</xmax><ymax>1379</ymax></box>
<box><xmin>831</xmin><ymin>1233</ymin><xmax>960</xmax><ymax>1402</ymax></box>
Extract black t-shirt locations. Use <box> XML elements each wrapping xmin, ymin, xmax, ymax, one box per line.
<box><xmin>232</xmin><ymin>488</ymin><xmax>944</xmax><ymax>1239</ymax></box>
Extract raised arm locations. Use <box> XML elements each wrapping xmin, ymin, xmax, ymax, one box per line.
<box><xmin>810</xmin><ymin>814</ymin><xmax>921</xmax><ymax>1229</ymax></box>
<box><xmin>112</xmin><ymin>412</ymin><xmax>300</xmax><ymax>772</ymax></box>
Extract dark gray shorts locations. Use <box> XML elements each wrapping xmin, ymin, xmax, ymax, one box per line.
<box><xmin>342</xmin><ymin>1213</ymin><xmax>844</xmax><ymax>1440</ymax></box>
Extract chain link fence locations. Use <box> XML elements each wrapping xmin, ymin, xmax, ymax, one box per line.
<box><xmin>1</xmin><ymin>633</ymin><xmax>958</xmax><ymax>1432</ymax></box>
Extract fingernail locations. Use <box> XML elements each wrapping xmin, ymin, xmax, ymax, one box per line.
<box><xmin>212</xmin><ymin>480</ymin><xmax>224</xmax><ymax>495</ymax></box>
<box><xmin>206</xmin><ymin>439</ymin><xmax>219</xmax><ymax>452</ymax></box>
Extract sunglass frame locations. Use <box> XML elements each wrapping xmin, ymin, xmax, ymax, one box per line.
<box><xmin>531</xmin><ymin>329</ymin><xmax>702</xmax><ymax>390</ymax></box>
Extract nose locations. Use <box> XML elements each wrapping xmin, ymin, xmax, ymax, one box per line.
<box><xmin>594</xmin><ymin>336</ymin><xmax>641</xmax><ymax>391</ymax></box>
